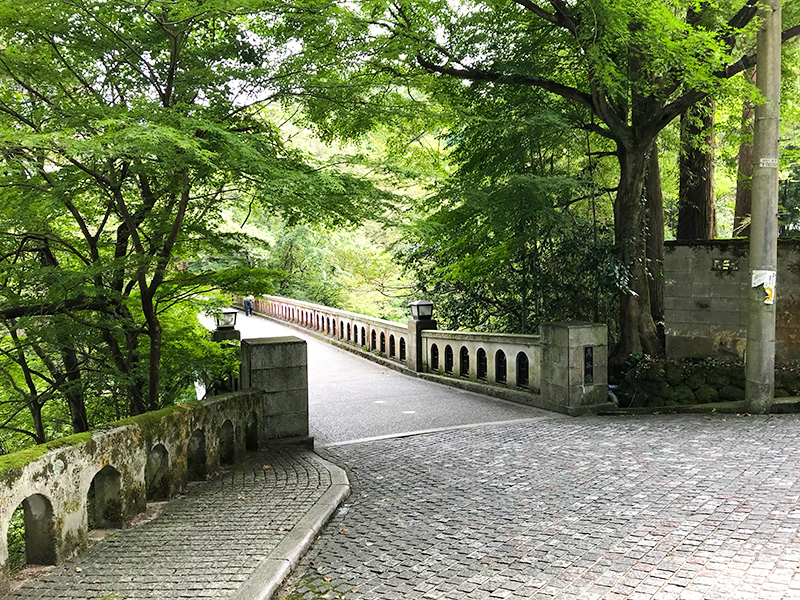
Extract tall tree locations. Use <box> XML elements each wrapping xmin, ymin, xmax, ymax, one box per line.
<box><xmin>285</xmin><ymin>0</ymin><xmax>800</xmax><ymax>358</ymax></box>
<box><xmin>0</xmin><ymin>0</ymin><xmax>382</xmax><ymax>447</ymax></box>
<box><xmin>735</xmin><ymin>69</ymin><xmax>758</xmax><ymax>237</ymax></box>
<box><xmin>677</xmin><ymin>100</ymin><xmax>718</xmax><ymax>240</ymax></box>
<box><xmin>676</xmin><ymin>5</ymin><xmax>718</xmax><ymax>242</ymax></box>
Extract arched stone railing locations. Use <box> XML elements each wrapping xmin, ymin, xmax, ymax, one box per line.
<box><xmin>256</xmin><ymin>295</ymin><xmax>409</xmax><ymax>368</ymax></box>
<box><xmin>420</xmin><ymin>330</ymin><xmax>543</xmax><ymax>392</ymax></box>
<box><xmin>0</xmin><ymin>336</ymin><xmax>309</xmax><ymax>592</ymax></box>
<box><xmin>249</xmin><ymin>296</ymin><xmax>610</xmax><ymax>416</ymax></box>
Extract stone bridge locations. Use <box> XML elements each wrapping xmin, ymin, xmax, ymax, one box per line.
<box><xmin>258</xmin><ymin>295</ymin><xmax>611</xmax><ymax>415</ymax></box>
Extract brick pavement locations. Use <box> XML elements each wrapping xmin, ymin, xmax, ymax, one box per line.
<box><xmin>282</xmin><ymin>414</ymin><xmax>800</xmax><ymax>600</ymax></box>
<box><xmin>2</xmin><ymin>446</ymin><xmax>335</xmax><ymax>600</ymax></box>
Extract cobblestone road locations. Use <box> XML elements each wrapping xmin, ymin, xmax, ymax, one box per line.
<box><xmin>283</xmin><ymin>414</ymin><xmax>800</xmax><ymax>600</ymax></box>
<box><xmin>4</xmin><ymin>447</ymin><xmax>331</xmax><ymax>600</ymax></box>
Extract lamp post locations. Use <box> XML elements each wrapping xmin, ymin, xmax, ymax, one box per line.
<box><xmin>408</xmin><ymin>299</ymin><xmax>434</xmax><ymax>321</ymax></box>
<box><xmin>407</xmin><ymin>300</ymin><xmax>437</xmax><ymax>372</ymax></box>
<box><xmin>211</xmin><ymin>311</ymin><xmax>241</xmax><ymax>343</ymax></box>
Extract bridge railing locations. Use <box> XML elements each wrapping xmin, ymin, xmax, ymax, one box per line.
<box><xmin>420</xmin><ymin>330</ymin><xmax>542</xmax><ymax>392</ymax></box>
<box><xmin>250</xmin><ymin>296</ymin><xmax>610</xmax><ymax>415</ymax></box>
<box><xmin>258</xmin><ymin>295</ymin><xmax>410</xmax><ymax>364</ymax></box>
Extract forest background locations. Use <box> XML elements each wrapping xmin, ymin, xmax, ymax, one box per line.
<box><xmin>1</xmin><ymin>0</ymin><xmax>800</xmax><ymax>455</ymax></box>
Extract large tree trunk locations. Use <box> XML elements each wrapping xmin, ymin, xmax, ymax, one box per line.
<box><xmin>614</xmin><ymin>145</ymin><xmax>662</xmax><ymax>360</ymax></box>
<box><xmin>28</xmin><ymin>400</ymin><xmax>46</xmax><ymax>445</ymax></box>
<box><xmin>60</xmin><ymin>345</ymin><xmax>89</xmax><ymax>433</ymax></box>
<box><xmin>645</xmin><ymin>141</ymin><xmax>665</xmax><ymax>330</ymax></box>
<box><xmin>734</xmin><ymin>69</ymin><xmax>756</xmax><ymax>237</ymax></box>
<box><xmin>677</xmin><ymin>99</ymin><xmax>717</xmax><ymax>240</ymax></box>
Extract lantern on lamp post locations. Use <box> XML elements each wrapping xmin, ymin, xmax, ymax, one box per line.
<box><xmin>408</xmin><ymin>299</ymin><xmax>434</xmax><ymax>321</ymax></box>
<box><xmin>211</xmin><ymin>311</ymin><xmax>240</xmax><ymax>342</ymax></box>
<box><xmin>407</xmin><ymin>299</ymin><xmax>437</xmax><ymax>372</ymax></box>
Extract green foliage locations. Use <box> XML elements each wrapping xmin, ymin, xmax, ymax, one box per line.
<box><xmin>399</xmin><ymin>84</ymin><xmax>620</xmax><ymax>335</ymax></box>
<box><xmin>235</xmin><ymin>213</ymin><xmax>411</xmax><ymax>321</ymax></box>
<box><xmin>6</xmin><ymin>505</ymin><xmax>24</xmax><ymax>572</ymax></box>
<box><xmin>0</xmin><ymin>0</ymin><xmax>387</xmax><ymax>450</ymax></box>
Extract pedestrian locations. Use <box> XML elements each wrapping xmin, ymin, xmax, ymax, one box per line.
<box><xmin>244</xmin><ymin>294</ymin><xmax>254</xmax><ymax>316</ymax></box>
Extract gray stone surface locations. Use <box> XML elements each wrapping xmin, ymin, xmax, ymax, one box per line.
<box><xmin>2</xmin><ymin>447</ymin><xmax>333</xmax><ymax>600</ymax></box>
<box><xmin>283</xmin><ymin>414</ymin><xmax>800</xmax><ymax>600</ymax></box>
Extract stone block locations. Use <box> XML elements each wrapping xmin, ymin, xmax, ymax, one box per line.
<box><xmin>567</xmin><ymin>324</ymin><xmax>606</xmax><ymax>348</ymax></box>
<box><xmin>691</xmin><ymin>309</ymin><xmax>739</xmax><ymax>326</ymax></box>
<box><xmin>668</xmin><ymin>283</ymin><xmax>694</xmax><ymax>299</ymax></box>
<box><xmin>666</xmin><ymin>335</ymin><xmax>715</xmax><ymax>358</ymax></box>
<box><xmin>708</xmin><ymin>281</ymin><xmax>748</xmax><ymax>299</ymax></box>
<box><xmin>664</xmin><ymin>308</ymin><xmax>690</xmax><ymax>326</ymax></box>
<box><xmin>542</xmin><ymin>382</ymin><xmax>569</xmax><ymax>406</ymax></box>
<box><xmin>262</xmin><ymin>412</ymin><xmax>309</xmax><ymax>439</ymax></box>
<box><xmin>248</xmin><ymin>365</ymin><xmax>307</xmax><ymax>394</ymax></box>
<box><xmin>664</xmin><ymin>255</ymin><xmax>692</xmax><ymax>274</ymax></box>
<box><xmin>262</xmin><ymin>389</ymin><xmax>308</xmax><ymax>417</ymax></box>
<box><xmin>541</xmin><ymin>323</ymin><xmax>570</xmax><ymax>348</ymax></box>
<box><xmin>667</xmin><ymin>297</ymin><xmax>695</xmax><ymax>311</ymax></box>
<box><xmin>241</xmin><ymin>337</ymin><xmax>307</xmax><ymax>371</ymax></box>
<box><xmin>542</xmin><ymin>347</ymin><xmax>569</xmax><ymax>387</ymax></box>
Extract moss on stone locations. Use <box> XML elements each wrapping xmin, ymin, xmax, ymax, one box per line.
<box><xmin>107</xmin><ymin>403</ymin><xmax>205</xmax><ymax>443</ymax></box>
<box><xmin>719</xmin><ymin>384</ymin><xmax>745</xmax><ymax>402</ymax></box>
<box><xmin>0</xmin><ymin>401</ymin><xmax>205</xmax><ymax>489</ymax></box>
<box><xmin>0</xmin><ymin>432</ymin><xmax>94</xmax><ymax>487</ymax></box>
<box><xmin>673</xmin><ymin>384</ymin><xmax>696</xmax><ymax>404</ymax></box>
<box><xmin>694</xmin><ymin>384</ymin><xmax>719</xmax><ymax>403</ymax></box>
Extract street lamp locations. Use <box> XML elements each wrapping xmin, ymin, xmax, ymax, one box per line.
<box><xmin>213</xmin><ymin>311</ymin><xmax>238</xmax><ymax>330</ymax></box>
<box><xmin>408</xmin><ymin>299</ymin><xmax>434</xmax><ymax>320</ymax></box>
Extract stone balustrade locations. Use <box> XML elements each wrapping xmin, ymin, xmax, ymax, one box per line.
<box><xmin>260</xmin><ymin>296</ymin><xmax>409</xmax><ymax>363</ymax></box>
<box><xmin>254</xmin><ymin>296</ymin><xmax>610</xmax><ymax>415</ymax></box>
<box><xmin>420</xmin><ymin>330</ymin><xmax>543</xmax><ymax>392</ymax></box>
<box><xmin>0</xmin><ymin>337</ymin><xmax>308</xmax><ymax>591</ymax></box>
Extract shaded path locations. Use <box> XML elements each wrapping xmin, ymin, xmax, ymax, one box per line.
<box><xmin>3</xmin><ymin>448</ymin><xmax>333</xmax><ymax>600</ymax></box>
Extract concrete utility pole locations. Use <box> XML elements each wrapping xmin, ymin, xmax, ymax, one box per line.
<box><xmin>745</xmin><ymin>0</ymin><xmax>781</xmax><ymax>413</ymax></box>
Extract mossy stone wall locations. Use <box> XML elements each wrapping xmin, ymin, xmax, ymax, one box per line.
<box><xmin>0</xmin><ymin>389</ymin><xmax>263</xmax><ymax>591</ymax></box>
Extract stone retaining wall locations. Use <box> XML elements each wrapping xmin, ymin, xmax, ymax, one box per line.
<box><xmin>0</xmin><ymin>337</ymin><xmax>309</xmax><ymax>592</ymax></box>
<box><xmin>664</xmin><ymin>239</ymin><xmax>800</xmax><ymax>361</ymax></box>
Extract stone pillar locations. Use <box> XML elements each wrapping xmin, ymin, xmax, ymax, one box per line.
<box><xmin>541</xmin><ymin>322</ymin><xmax>608</xmax><ymax>415</ymax></box>
<box><xmin>240</xmin><ymin>337</ymin><xmax>309</xmax><ymax>441</ymax></box>
<box><xmin>407</xmin><ymin>319</ymin><xmax>437</xmax><ymax>372</ymax></box>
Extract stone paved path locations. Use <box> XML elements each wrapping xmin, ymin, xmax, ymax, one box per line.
<box><xmin>283</xmin><ymin>414</ymin><xmax>800</xmax><ymax>600</ymax></box>
<box><xmin>3</xmin><ymin>447</ymin><xmax>331</xmax><ymax>600</ymax></box>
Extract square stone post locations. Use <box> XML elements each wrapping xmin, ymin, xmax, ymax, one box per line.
<box><xmin>407</xmin><ymin>319</ymin><xmax>437</xmax><ymax>372</ymax></box>
<box><xmin>240</xmin><ymin>337</ymin><xmax>309</xmax><ymax>441</ymax></box>
<box><xmin>541</xmin><ymin>322</ymin><xmax>608</xmax><ymax>415</ymax></box>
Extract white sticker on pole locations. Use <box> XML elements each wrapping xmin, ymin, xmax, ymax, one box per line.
<box><xmin>759</xmin><ymin>157</ymin><xmax>779</xmax><ymax>168</ymax></box>
<box><xmin>752</xmin><ymin>269</ymin><xmax>776</xmax><ymax>304</ymax></box>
